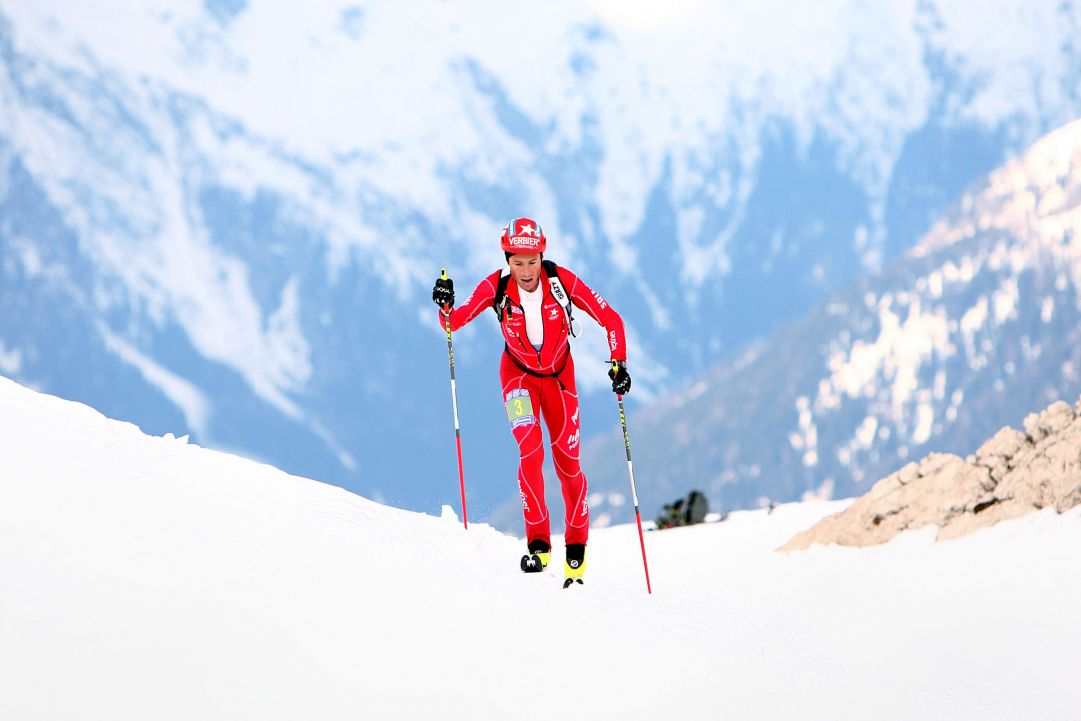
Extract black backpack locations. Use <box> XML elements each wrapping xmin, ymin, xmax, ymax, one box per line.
<box><xmin>656</xmin><ymin>490</ymin><xmax>710</xmax><ymax>529</ymax></box>
<box><xmin>493</xmin><ymin>259</ymin><xmax>579</xmax><ymax>337</ymax></box>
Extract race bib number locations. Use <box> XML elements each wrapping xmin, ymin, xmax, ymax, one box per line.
<box><xmin>505</xmin><ymin>389</ymin><xmax>536</xmax><ymax>428</ymax></box>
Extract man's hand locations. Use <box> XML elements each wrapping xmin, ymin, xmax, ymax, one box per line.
<box><xmin>433</xmin><ymin>276</ymin><xmax>455</xmax><ymax>309</ymax></box>
<box><xmin>609</xmin><ymin>360</ymin><xmax>631</xmax><ymax>395</ymax></box>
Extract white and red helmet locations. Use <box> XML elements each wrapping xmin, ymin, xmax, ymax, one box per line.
<box><xmin>501</xmin><ymin>217</ymin><xmax>546</xmax><ymax>254</ymax></box>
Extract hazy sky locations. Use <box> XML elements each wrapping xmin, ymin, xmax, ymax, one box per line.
<box><xmin>584</xmin><ymin>0</ymin><xmax>707</xmax><ymax>28</ymax></box>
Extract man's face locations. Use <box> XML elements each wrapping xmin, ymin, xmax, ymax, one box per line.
<box><xmin>508</xmin><ymin>253</ymin><xmax>541</xmax><ymax>293</ymax></box>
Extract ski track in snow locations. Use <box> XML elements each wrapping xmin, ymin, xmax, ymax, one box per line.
<box><xmin>1</xmin><ymin>374</ymin><xmax>1079</xmax><ymax>720</ymax></box>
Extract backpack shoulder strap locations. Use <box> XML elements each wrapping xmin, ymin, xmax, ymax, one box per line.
<box><xmin>492</xmin><ymin>272</ymin><xmax>512</xmax><ymax>321</ymax></box>
<box><xmin>542</xmin><ymin>260</ymin><xmax>579</xmax><ymax>337</ymax></box>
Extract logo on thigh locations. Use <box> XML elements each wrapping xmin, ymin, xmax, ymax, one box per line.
<box><xmin>567</xmin><ymin>429</ymin><xmax>580</xmax><ymax>450</ymax></box>
<box><xmin>505</xmin><ymin>388</ymin><xmax>536</xmax><ymax>429</ymax></box>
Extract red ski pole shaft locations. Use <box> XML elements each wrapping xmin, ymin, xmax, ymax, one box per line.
<box><xmin>442</xmin><ymin>268</ymin><xmax>468</xmax><ymax>530</ymax></box>
<box><xmin>614</xmin><ymin>364</ymin><xmax>651</xmax><ymax>594</ymax></box>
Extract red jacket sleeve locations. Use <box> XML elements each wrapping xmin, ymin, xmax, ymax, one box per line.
<box><xmin>562</xmin><ymin>267</ymin><xmax>627</xmax><ymax>362</ymax></box>
<box><xmin>437</xmin><ymin>269</ymin><xmax>501</xmax><ymax>332</ymax></box>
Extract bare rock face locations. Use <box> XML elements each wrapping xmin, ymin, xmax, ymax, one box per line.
<box><xmin>781</xmin><ymin>397</ymin><xmax>1081</xmax><ymax>551</ymax></box>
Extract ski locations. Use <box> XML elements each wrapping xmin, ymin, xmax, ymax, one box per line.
<box><xmin>563</xmin><ymin>578</ymin><xmax>584</xmax><ymax>589</ymax></box>
<box><xmin>520</xmin><ymin>553</ymin><xmax>545</xmax><ymax>573</ymax></box>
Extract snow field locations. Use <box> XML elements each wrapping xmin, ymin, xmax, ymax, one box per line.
<box><xmin>1</xmin><ymin>374</ymin><xmax>1079</xmax><ymax>720</ymax></box>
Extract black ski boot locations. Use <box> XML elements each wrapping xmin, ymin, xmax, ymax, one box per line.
<box><xmin>563</xmin><ymin>543</ymin><xmax>586</xmax><ymax>588</ymax></box>
<box><xmin>520</xmin><ymin>539</ymin><xmax>551</xmax><ymax>573</ymax></box>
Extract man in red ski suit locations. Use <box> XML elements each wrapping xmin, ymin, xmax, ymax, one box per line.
<box><xmin>432</xmin><ymin>217</ymin><xmax>631</xmax><ymax>584</ymax></box>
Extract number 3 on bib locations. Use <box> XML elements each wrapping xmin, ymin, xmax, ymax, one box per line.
<box><xmin>505</xmin><ymin>388</ymin><xmax>535</xmax><ymax>429</ymax></box>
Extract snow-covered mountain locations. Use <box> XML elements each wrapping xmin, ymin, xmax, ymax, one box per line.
<box><xmin>583</xmin><ymin>118</ymin><xmax>1081</xmax><ymax>525</ymax></box>
<box><xmin>2</xmin><ymin>374</ymin><xmax>1080</xmax><ymax>720</ymax></box>
<box><xmin>3</xmin><ymin>1</ymin><xmax>1081</xmax><ymax>522</ymax></box>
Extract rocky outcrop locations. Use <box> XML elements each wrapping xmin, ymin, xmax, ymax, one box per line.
<box><xmin>780</xmin><ymin>397</ymin><xmax>1081</xmax><ymax>551</ymax></box>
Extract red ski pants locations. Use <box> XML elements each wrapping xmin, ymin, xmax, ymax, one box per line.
<box><xmin>500</xmin><ymin>352</ymin><xmax>589</xmax><ymax>547</ymax></box>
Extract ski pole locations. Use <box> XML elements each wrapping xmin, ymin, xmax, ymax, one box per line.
<box><xmin>615</xmin><ymin>361</ymin><xmax>652</xmax><ymax>594</ymax></box>
<box><xmin>441</xmin><ymin>268</ymin><xmax>469</xmax><ymax>530</ymax></box>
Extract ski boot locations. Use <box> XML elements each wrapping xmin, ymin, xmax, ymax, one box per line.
<box><xmin>520</xmin><ymin>539</ymin><xmax>551</xmax><ymax>573</ymax></box>
<box><xmin>563</xmin><ymin>543</ymin><xmax>586</xmax><ymax>588</ymax></box>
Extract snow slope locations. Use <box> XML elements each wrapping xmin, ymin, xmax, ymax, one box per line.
<box><xmin>2</xmin><ymin>375</ymin><xmax>1079</xmax><ymax>720</ymax></box>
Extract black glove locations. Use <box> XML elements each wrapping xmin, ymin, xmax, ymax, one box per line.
<box><xmin>432</xmin><ymin>276</ymin><xmax>455</xmax><ymax>309</ymax></box>
<box><xmin>609</xmin><ymin>360</ymin><xmax>631</xmax><ymax>395</ymax></box>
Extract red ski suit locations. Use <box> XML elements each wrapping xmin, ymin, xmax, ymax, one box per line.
<box><xmin>440</xmin><ymin>264</ymin><xmax>626</xmax><ymax>546</ymax></box>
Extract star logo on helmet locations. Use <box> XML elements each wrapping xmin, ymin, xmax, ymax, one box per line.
<box><xmin>518</xmin><ymin>223</ymin><xmax>536</xmax><ymax>237</ymax></box>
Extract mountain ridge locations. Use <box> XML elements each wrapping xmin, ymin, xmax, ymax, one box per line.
<box><xmin>581</xmin><ymin>118</ymin><xmax>1081</xmax><ymax>526</ymax></box>
<box><xmin>4</xmin><ymin>1</ymin><xmax>1081</xmax><ymax>521</ymax></box>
